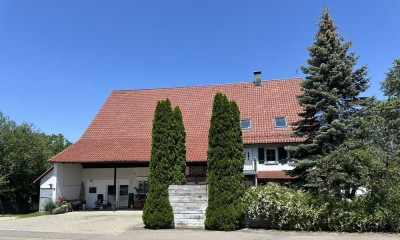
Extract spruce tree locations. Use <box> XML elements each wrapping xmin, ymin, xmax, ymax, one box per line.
<box><xmin>142</xmin><ymin>99</ymin><xmax>174</xmax><ymax>229</ymax></box>
<box><xmin>381</xmin><ymin>59</ymin><xmax>400</xmax><ymax>98</ymax></box>
<box><xmin>205</xmin><ymin>93</ymin><xmax>245</xmax><ymax>231</ymax></box>
<box><xmin>171</xmin><ymin>106</ymin><xmax>186</xmax><ymax>185</ymax></box>
<box><xmin>289</xmin><ymin>8</ymin><xmax>369</xmax><ymax>184</ymax></box>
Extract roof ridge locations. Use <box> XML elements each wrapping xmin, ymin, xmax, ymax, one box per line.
<box><xmin>112</xmin><ymin>77</ymin><xmax>302</xmax><ymax>92</ymax></box>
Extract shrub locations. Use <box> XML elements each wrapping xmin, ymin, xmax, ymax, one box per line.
<box><xmin>43</xmin><ymin>200</ymin><xmax>56</xmax><ymax>212</ymax></box>
<box><xmin>52</xmin><ymin>205</ymin><xmax>68</xmax><ymax>214</ymax></box>
<box><xmin>244</xmin><ymin>184</ymin><xmax>400</xmax><ymax>232</ymax></box>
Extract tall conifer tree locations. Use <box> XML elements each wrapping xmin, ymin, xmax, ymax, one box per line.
<box><xmin>205</xmin><ymin>93</ymin><xmax>245</xmax><ymax>231</ymax></box>
<box><xmin>171</xmin><ymin>106</ymin><xmax>186</xmax><ymax>185</ymax></box>
<box><xmin>381</xmin><ymin>59</ymin><xmax>400</xmax><ymax>99</ymax></box>
<box><xmin>143</xmin><ymin>99</ymin><xmax>175</xmax><ymax>229</ymax></box>
<box><xmin>289</xmin><ymin>8</ymin><xmax>369</xmax><ymax>183</ymax></box>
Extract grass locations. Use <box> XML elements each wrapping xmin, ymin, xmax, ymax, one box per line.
<box><xmin>0</xmin><ymin>211</ymin><xmax>45</xmax><ymax>218</ymax></box>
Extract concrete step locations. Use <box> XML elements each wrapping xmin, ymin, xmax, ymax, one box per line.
<box><xmin>169</xmin><ymin>202</ymin><xmax>207</xmax><ymax>211</ymax></box>
<box><xmin>169</xmin><ymin>195</ymin><xmax>207</xmax><ymax>202</ymax></box>
<box><xmin>174</xmin><ymin>218</ymin><xmax>205</xmax><ymax>229</ymax></box>
<box><xmin>174</xmin><ymin>213</ymin><xmax>205</xmax><ymax>220</ymax></box>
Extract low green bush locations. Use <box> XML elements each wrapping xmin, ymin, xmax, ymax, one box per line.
<box><xmin>243</xmin><ymin>184</ymin><xmax>400</xmax><ymax>232</ymax></box>
<box><xmin>52</xmin><ymin>205</ymin><xmax>68</xmax><ymax>215</ymax></box>
<box><xmin>43</xmin><ymin>201</ymin><xmax>56</xmax><ymax>212</ymax></box>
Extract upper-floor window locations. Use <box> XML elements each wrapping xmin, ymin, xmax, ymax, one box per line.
<box><xmin>241</xmin><ymin>119</ymin><xmax>251</xmax><ymax>130</ymax></box>
<box><xmin>274</xmin><ymin>117</ymin><xmax>287</xmax><ymax>128</ymax></box>
<box><xmin>265</xmin><ymin>148</ymin><xmax>278</xmax><ymax>163</ymax></box>
<box><xmin>258</xmin><ymin>147</ymin><xmax>290</xmax><ymax>164</ymax></box>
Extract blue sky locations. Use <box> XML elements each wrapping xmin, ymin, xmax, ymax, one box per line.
<box><xmin>0</xmin><ymin>0</ymin><xmax>399</xmax><ymax>142</ymax></box>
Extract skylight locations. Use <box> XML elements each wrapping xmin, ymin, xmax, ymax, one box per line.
<box><xmin>240</xmin><ymin>119</ymin><xmax>251</xmax><ymax>130</ymax></box>
<box><xmin>274</xmin><ymin>117</ymin><xmax>287</xmax><ymax>128</ymax></box>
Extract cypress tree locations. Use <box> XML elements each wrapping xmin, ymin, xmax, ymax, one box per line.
<box><xmin>205</xmin><ymin>93</ymin><xmax>245</xmax><ymax>231</ymax></box>
<box><xmin>289</xmin><ymin>8</ymin><xmax>369</xmax><ymax>183</ymax></box>
<box><xmin>171</xmin><ymin>106</ymin><xmax>186</xmax><ymax>185</ymax></box>
<box><xmin>142</xmin><ymin>99</ymin><xmax>174</xmax><ymax>229</ymax></box>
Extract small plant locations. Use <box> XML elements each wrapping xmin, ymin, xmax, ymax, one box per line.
<box><xmin>44</xmin><ymin>200</ymin><xmax>56</xmax><ymax>212</ymax></box>
<box><xmin>52</xmin><ymin>205</ymin><xmax>68</xmax><ymax>214</ymax></box>
<box><xmin>67</xmin><ymin>202</ymin><xmax>73</xmax><ymax>212</ymax></box>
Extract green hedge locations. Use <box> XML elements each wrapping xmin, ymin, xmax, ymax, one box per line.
<box><xmin>244</xmin><ymin>184</ymin><xmax>400</xmax><ymax>232</ymax></box>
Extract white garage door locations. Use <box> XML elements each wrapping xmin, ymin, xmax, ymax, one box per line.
<box><xmin>39</xmin><ymin>188</ymin><xmax>53</xmax><ymax>211</ymax></box>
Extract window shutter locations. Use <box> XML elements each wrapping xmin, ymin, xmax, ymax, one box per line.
<box><xmin>258</xmin><ymin>148</ymin><xmax>264</xmax><ymax>164</ymax></box>
<box><xmin>278</xmin><ymin>147</ymin><xmax>288</xmax><ymax>164</ymax></box>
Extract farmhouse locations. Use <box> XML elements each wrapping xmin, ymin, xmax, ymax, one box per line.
<box><xmin>37</xmin><ymin>72</ymin><xmax>303</xmax><ymax>210</ymax></box>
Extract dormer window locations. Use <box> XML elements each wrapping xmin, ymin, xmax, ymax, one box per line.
<box><xmin>274</xmin><ymin>117</ymin><xmax>287</xmax><ymax>128</ymax></box>
<box><xmin>240</xmin><ymin>119</ymin><xmax>251</xmax><ymax>130</ymax></box>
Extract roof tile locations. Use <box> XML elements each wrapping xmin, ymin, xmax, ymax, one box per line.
<box><xmin>50</xmin><ymin>78</ymin><xmax>303</xmax><ymax>163</ymax></box>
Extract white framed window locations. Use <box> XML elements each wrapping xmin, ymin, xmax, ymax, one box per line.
<box><xmin>265</xmin><ymin>148</ymin><xmax>278</xmax><ymax>164</ymax></box>
<box><xmin>138</xmin><ymin>180</ymin><xmax>148</xmax><ymax>194</ymax></box>
<box><xmin>274</xmin><ymin>117</ymin><xmax>287</xmax><ymax>128</ymax></box>
<box><xmin>240</xmin><ymin>119</ymin><xmax>252</xmax><ymax>130</ymax></box>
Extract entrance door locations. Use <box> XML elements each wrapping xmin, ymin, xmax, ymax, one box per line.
<box><xmin>243</xmin><ymin>149</ymin><xmax>254</xmax><ymax>171</ymax></box>
<box><xmin>107</xmin><ymin>185</ymin><xmax>116</xmax><ymax>208</ymax></box>
<box><xmin>119</xmin><ymin>185</ymin><xmax>129</xmax><ymax>208</ymax></box>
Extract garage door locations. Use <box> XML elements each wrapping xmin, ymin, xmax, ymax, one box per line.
<box><xmin>39</xmin><ymin>188</ymin><xmax>53</xmax><ymax>211</ymax></box>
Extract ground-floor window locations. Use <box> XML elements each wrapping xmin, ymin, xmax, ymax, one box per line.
<box><xmin>137</xmin><ymin>180</ymin><xmax>148</xmax><ymax>196</ymax></box>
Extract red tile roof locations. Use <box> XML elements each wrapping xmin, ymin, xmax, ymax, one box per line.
<box><xmin>50</xmin><ymin>78</ymin><xmax>303</xmax><ymax>163</ymax></box>
<box><xmin>257</xmin><ymin>171</ymin><xmax>296</xmax><ymax>180</ymax></box>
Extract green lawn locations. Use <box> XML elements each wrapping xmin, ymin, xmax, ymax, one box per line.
<box><xmin>0</xmin><ymin>212</ymin><xmax>45</xmax><ymax>218</ymax></box>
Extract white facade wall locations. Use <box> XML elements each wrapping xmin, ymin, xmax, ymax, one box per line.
<box><xmin>244</xmin><ymin>144</ymin><xmax>295</xmax><ymax>172</ymax></box>
<box><xmin>82</xmin><ymin>167</ymin><xmax>149</xmax><ymax>209</ymax></box>
<box><xmin>39</xmin><ymin>164</ymin><xmax>151</xmax><ymax>209</ymax></box>
<box><xmin>39</xmin><ymin>168</ymin><xmax>56</xmax><ymax>211</ymax></box>
<box><xmin>54</xmin><ymin>163</ymin><xmax>83</xmax><ymax>201</ymax></box>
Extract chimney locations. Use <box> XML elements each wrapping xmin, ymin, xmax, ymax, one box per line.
<box><xmin>254</xmin><ymin>71</ymin><xmax>262</xmax><ymax>86</ymax></box>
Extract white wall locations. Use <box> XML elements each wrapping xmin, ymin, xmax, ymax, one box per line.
<box><xmin>39</xmin><ymin>164</ymin><xmax>151</xmax><ymax>209</ymax></box>
<box><xmin>82</xmin><ymin>167</ymin><xmax>149</xmax><ymax>209</ymax></box>
<box><xmin>39</xmin><ymin>168</ymin><xmax>56</xmax><ymax>211</ymax></box>
<box><xmin>54</xmin><ymin>163</ymin><xmax>83</xmax><ymax>201</ymax></box>
<box><xmin>244</xmin><ymin>144</ymin><xmax>295</xmax><ymax>172</ymax></box>
<box><xmin>40</xmin><ymin>168</ymin><xmax>56</xmax><ymax>189</ymax></box>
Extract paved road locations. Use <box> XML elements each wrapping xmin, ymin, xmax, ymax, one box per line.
<box><xmin>0</xmin><ymin>211</ymin><xmax>399</xmax><ymax>240</ymax></box>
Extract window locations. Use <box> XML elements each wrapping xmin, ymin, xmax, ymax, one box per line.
<box><xmin>138</xmin><ymin>181</ymin><xmax>149</xmax><ymax>194</ymax></box>
<box><xmin>274</xmin><ymin>117</ymin><xmax>287</xmax><ymax>128</ymax></box>
<box><xmin>265</xmin><ymin>148</ymin><xmax>277</xmax><ymax>163</ymax></box>
<box><xmin>89</xmin><ymin>187</ymin><xmax>97</xmax><ymax>194</ymax></box>
<box><xmin>240</xmin><ymin>119</ymin><xmax>251</xmax><ymax>130</ymax></box>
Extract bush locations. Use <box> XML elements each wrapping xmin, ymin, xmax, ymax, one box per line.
<box><xmin>244</xmin><ymin>184</ymin><xmax>400</xmax><ymax>232</ymax></box>
<box><xmin>43</xmin><ymin>200</ymin><xmax>56</xmax><ymax>212</ymax></box>
<box><xmin>52</xmin><ymin>205</ymin><xmax>68</xmax><ymax>214</ymax></box>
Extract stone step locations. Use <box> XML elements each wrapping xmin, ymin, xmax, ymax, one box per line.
<box><xmin>169</xmin><ymin>185</ymin><xmax>208</xmax><ymax>229</ymax></box>
<box><xmin>169</xmin><ymin>191</ymin><xmax>207</xmax><ymax>196</ymax></box>
<box><xmin>174</xmin><ymin>218</ymin><xmax>205</xmax><ymax>229</ymax></box>
<box><xmin>169</xmin><ymin>195</ymin><xmax>207</xmax><ymax>202</ymax></box>
<box><xmin>169</xmin><ymin>202</ymin><xmax>207</xmax><ymax>211</ymax></box>
<box><xmin>169</xmin><ymin>185</ymin><xmax>207</xmax><ymax>190</ymax></box>
<box><xmin>174</xmin><ymin>213</ymin><xmax>205</xmax><ymax>220</ymax></box>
